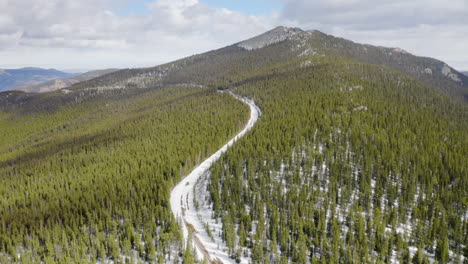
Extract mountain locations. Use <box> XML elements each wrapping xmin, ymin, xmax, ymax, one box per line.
<box><xmin>0</xmin><ymin>67</ymin><xmax>76</xmax><ymax>92</ymax></box>
<box><xmin>0</xmin><ymin>27</ymin><xmax>466</xmax><ymax>264</ymax></box>
<box><xmin>66</xmin><ymin>26</ymin><xmax>467</xmax><ymax>102</ymax></box>
<box><xmin>462</xmin><ymin>71</ymin><xmax>468</xmax><ymax>76</ymax></box>
<box><xmin>13</xmin><ymin>69</ymin><xmax>119</xmax><ymax>93</ymax></box>
<box><xmin>235</xmin><ymin>27</ymin><xmax>468</xmax><ymax>100</ymax></box>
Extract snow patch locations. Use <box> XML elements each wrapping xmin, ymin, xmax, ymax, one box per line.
<box><xmin>61</xmin><ymin>89</ymin><xmax>72</xmax><ymax>94</ymax></box>
<box><xmin>340</xmin><ymin>85</ymin><xmax>364</xmax><ymax>92</ymax></box>
<box><xmin>298</xmin><ymin>48</ymin><xmax>317</xmax><ymax>57</ymax></box>
<box><xmin>392</xmin><ymin>48</ymin><xmax>408</xmax><ymax>54</ymax></box>
<box><xmin>300</xmin><ymin>60</ymin><xmax>313</xmax><ymax>68</ymax></box>
<box><xmin>441</xmin><ymin>64</ymin><xmax>462</xmax><ymax>83</ymax></box>
<box><xmin>237</xmin><ymin>26</ymin><xmax>304</xmax><ymax>51</ymax></box>
<box><xmin>354</xmin><ymin>105</ymin><xmax>367</xmax><ymax>111</ymax></box>
<box><xmin>423</xmin><ymin>68</ymin><xmax>433</xmax><ymax>75</ymax></box>
<box><xmin>170</xmin><ymin>92</ymin><xmax>261</xmax><ymax>263</ymax></box>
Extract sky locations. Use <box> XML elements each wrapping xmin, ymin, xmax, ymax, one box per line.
<box><xmin>0</xmin><ymin>0</ymin><xmax>467</xmax><ymax>72</ymax></box>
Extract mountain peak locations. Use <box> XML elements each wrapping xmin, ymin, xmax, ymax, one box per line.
<box><xmin>272</xmin><ymin>26</ymin><xmax>304</xmax><ymax>32</ymax></box>
<box><xmin>237</xmin><ymin>26</ymin><xmax>305</xmax><ymax>50</ymax></box>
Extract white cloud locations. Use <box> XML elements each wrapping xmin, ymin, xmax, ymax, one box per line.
<box><xmin>279</xmin><ymin>0</ymin><xmax>468</xmax><ymax>69</ymax></box>
<box><xmin>0</xmin><ymin>0</ymin><xmax>276</xmax><ymax>70</ymax></box>
<box><xmin>280</xmin><ymin>0</ymin><xmax>468</xmax><ymax>29</ymax></box>
<box><xmin>328</xmin><ymin>24</ymin><xmax>468</xmax><ymax>67</ymax></box>
<box><xmin>0</xmin><ymin>0</ymin><xmax>467</xmax><ymax>70</ymax></box>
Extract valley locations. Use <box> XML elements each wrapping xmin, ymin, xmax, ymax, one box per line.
<box><xmin>0</xmin><ymin>26</ymin><xmax>466</xmax><ymax>264</ymax></box>
<box><xmin>0</xmin><ymin>68</ymin><xmax>76</xmax><ymax>92</ymax></box>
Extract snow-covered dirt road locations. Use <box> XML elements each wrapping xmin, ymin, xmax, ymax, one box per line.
<box><xmin>170</xmin><ymin>93</ymin><xmax>260</xmax><ymax>263</ymax></box>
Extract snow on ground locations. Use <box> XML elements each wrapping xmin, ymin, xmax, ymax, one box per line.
<box><xmin>170</xmin><ymin>92</ymin><xmax>260</xmax><ymax>263</ymax></box>
<box><xmin>237</xmin><ymin>26</ymin><xmax>303</xmax><ymax>51</ymax></box>
<box><xmin>192</xmin><ymin>170</ymin><xmax>251</xmax><ymax>264</ymax></box>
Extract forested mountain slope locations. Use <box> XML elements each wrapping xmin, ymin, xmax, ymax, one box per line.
<box><xmin>0</xmin><ymin>26</ymin><xmax>466</xmax><ymax>263</ymax></box>
<box><xmin>0</xmin><ymin>86</ymin><xmax>249</xmax><ymax>263</ymax></box>
<box><xmin>208</xmin><ymin>62</ymin><xmax>467</xmax><ymax>263</ymax></box>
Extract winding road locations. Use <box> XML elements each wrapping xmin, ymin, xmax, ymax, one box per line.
<box><xmin>170</xmin><ymin>92</ymin><xmax>260</xmax><ymax>263</ymax></box>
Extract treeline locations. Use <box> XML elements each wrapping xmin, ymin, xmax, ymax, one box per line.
<box><xmin>208</xmin><ymin>62</ymin><xmax>467</xmax><ymax>263</ymax></box>
<box><xmin>0</xmin><ymin>86</ymin><xmax>249</xmax><ymax>263</ymax></box>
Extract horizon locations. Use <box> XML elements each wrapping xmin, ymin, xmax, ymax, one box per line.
<box><xmin>1</xmin><ymin>0</ymin><xmax>468</xmax><ymax>70</ymax></box>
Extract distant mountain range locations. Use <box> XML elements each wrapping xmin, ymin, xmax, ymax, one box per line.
<box><xmin>0</xmin><ymin>67</ymin><xmax>76</xmax><ymax>92</ymax></box>
<box><xmin>14</xmin><ymin>69</ymin><xmax>119</xmax><ymax>93</ymax></box>
<box><xmin>3</xmin><ymin>28</ymin><xmax>466</xmax><ymax>100</ymax></box>
<box><xmin>462</xmin><ymin>71</ymin><xmax>468</xmax><ymax>76</ymax></box>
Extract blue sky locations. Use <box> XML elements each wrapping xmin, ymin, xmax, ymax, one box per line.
<box><xmin>203</xmin><ymin>0</ymin><xmax>283</xmax><ymax>15</ymax></box>
<box><xmin>114</xmin><ymin>0</ymin><xmax>283</xmax><ymax>16</ymax></box>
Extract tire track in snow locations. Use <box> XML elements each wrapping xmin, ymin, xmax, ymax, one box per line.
<box><xmin>170</xmin><ymin>92</ymin><xmax>260</xmax><ymax>263</ymax></box>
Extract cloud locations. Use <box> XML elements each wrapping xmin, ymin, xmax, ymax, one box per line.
<box><xmin>0</xmin><ymin>0</ymin><xmax>276</xmax><ymax>69</ymax></box>
<box><xmin>328</xmin><ymin>24</ymin><xmax>468</xmax><ymax>68</ymax></box>
<box><xmin>0</xmin><ymin>0</ymin><xmax>467</xmax><ymax>70</ymax></box>
<box><xmin>146</xmin><ymin>0</ymin><xmax>277</xmax><ymax>44</ymax></box>
<box><xmin>280</xmin><ymin>0</ymin><xmax>468</xmax><ymax>30</ymax></box>
<box><xmin>278</xmin><ymin>0</ymin><xmax>468</xmax><ymax>69</ymax></box>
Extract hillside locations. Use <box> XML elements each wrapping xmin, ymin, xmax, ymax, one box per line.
<box><xmin>0</xmin><ymin>27</ymin><xmax>466</xmax><ymax>263</ymax></box>
<box><xmin>209</xmin><ymin>63</ymin><xmax>466</xmax><ymax>264</ymax></box>
<box><xmin>13</xmin><ymin>69</ymin><xmax>119</xmax><ymax>93</ymax></box>
<box><xmin>0</xmin><ymin>86</ymin><xmax>249</xmax><ymax>263</ymax></box>
<box><xmin>0</xmin><ymin>67</ymin><xmax>75</xmax><ymax>92</ymax></box>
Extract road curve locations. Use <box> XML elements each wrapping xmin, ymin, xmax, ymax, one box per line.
<box><xmin>170</xmin><ymin>92</ymin><xmax>260</xmax><ymax>263</ymax></box>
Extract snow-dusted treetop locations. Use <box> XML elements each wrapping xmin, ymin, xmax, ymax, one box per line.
<box><xmin>237</xmin><ymin>26</ymin><xmax>305</xmax><ymax>51</ymax></box>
